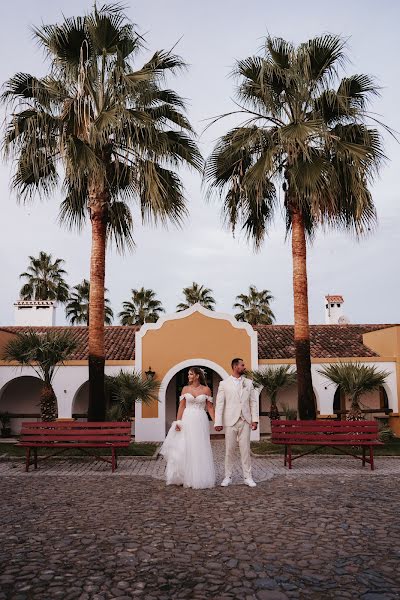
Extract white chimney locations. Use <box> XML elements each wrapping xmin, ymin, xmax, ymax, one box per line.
<box><xmin>14</xmin><ymin>300</ymin><xmax>57</xmax><ymax>326</ymax></box>
<box><xmin>325</xmin><ymin>295</ymin><xmax>345</xmax><ymax>325</ymax></box>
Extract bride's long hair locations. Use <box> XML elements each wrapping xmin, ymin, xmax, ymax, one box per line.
<box><xmin>189</xmin><ymin>367</ymin><xmax>207</xmax><ymax>386</ymax></box>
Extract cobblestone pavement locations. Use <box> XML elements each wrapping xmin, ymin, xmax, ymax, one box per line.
<box><xmin>1</xmin><ymin>443</ymin><xmax>400</xmax><ymax>600</ymax></box>
<box><xmin>2</xmin><ymin>440</ymin><xmax>400</xmax><ymax>481</ymax></box>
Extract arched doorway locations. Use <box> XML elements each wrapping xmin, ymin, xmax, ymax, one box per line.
<box><xmin>0</xmin><ymin>376</ymin><xmax>44</xmax><ymax>434</ymax></box>
<box><xmin>158</xmin><ymin>359</ymin><xmax>230</xmax><ymax>439</ymax></box>
<box><xmin>72</xmin><ymin>381</ymin><xmax>89</xmax><ymax>420</ymax></box>
<box><xmin>165</xmin><ymin>366</ymin><xmax>223</xmax><ymax>433</ymax></box>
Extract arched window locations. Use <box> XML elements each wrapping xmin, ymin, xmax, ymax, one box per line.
<box><xmin>379</xmin><ymin>386</ymin><xmax>389</xmax><ymax>411</ymax></box>
<box><xmin>333</xmin><ymin>386</ymin><xmax>345</xmax><ymax>420</ymax></box>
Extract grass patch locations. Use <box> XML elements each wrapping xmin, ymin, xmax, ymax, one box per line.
<box><xmin>251</xmin><ymin>437</ymin><xmax>400</xmax><ymax>456</ymax></box>
<box><xmin>0</xmin><ymin>442</ymin><xmax>158</xmax><ymax>458</ymax></box>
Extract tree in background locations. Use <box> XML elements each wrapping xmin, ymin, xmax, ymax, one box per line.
<box><xmin>66</xmin><ymin>279</ymin><xmax>114</xmax><ymax>325</ymax></box>
<box><xmin>318</xmin><ymin>362</ymin><xmax>389</xmax><ymax>420</ymax></box>
<box><xmin>119</xmin><ymin>287</ymin><xmax>165</xmax><ymax>325</ymax></box>
<box><xmin>1</xmin><ymin>331</ymin><xmax>77</xmax><ymax>421</ymax></box>
<box><xmin>3</xmin><ymin>4</ymin><xmax>201</xmax><ymax>420</ymax></box>
<box><xmin>177</xmin><ymin>282</ymin><xmax>216</xmax><ymax>311</ymax></box>
<box><xmin>19</xmin><ymin>251</ymin><xmax>69</xmax><ymax>302</ymax></box>
<box><xmin>106</xmin><ymin>370</ymin><xmax>160</xmax><ymax>421</ymax></box>
<box><xmin>206</xmin><ymin>34</ymin><xmax>385</xmax><ymax>419</ymax></box>
<box><xmin>234</xmin><ymin>285</ymin><xmax>275</xmax><ymax>324</ymax></box>
<box><xmin>250</xmin><ymin>365</ymin><xmax>297</xmax><ymax>420</ymax></box>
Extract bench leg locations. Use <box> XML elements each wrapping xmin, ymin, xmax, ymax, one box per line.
<box><xmin>284</xmin><ymin>445</ymin><xmax>287</xmax><ymax>467</ymax></box>
<box><xmin>25</xmin><ymin>448</ymin><xmax>31</xmax><ymax>472</ymax></box>
<box><xmin>34</xmin><ymin>448</ymin><xmax>38</xmax><ymax>469</ymax></box>
<box><xmin>115</xmin><ymin>449</ymin><xmax>118</xmax><ymax>470</ymax></box>
<box><xmin>362</xmin><ymin>446</ymin><xmax>366</xmax><ymax>467</ymax></box>
<box><xmin>288</xmin><ymin>446</ymin><xmax>292</xmax><ymax>470</ymax></box>
<box><xmin>112</xmin><ymin>448</ymin><xmax>116</xmax><ymax>473</ymax></box>
<box><xmin>370</xmin><ymin>446</ymin><xmax>374</xmax><ymax>471</ymax></box>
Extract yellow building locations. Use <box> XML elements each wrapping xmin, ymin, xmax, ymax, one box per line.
<box><xmin>0</xmin><ymin>303</ymin><xmax>399</xmax><ymax>440</ymax></box>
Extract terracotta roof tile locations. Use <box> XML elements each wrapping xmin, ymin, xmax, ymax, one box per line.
<box><xmin>0</xmin><ymin>326</ymin><xmax>139</xmax><ymax>361</ymax></box>
<box><xmin>0</xmin><ymin>323</ymin><xmax>397</xmax><ymax>361</ymax></box>
<box><xmin>325</xmin><ymin>295</ymin><xmax>344</xmax><ymax>303</ymax></box>
<box><xmin>254</xmin><ymin>324</ymin><xmax>397</xmax><ymax>359</ymax></box>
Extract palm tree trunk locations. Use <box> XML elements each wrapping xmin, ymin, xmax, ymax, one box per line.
<box><xmin>269</xmin><ymin>392</ymin><xmax>281</xmax><ymax>420</ymax></box>
<box><xmin>87</xmin><ymin>194</ymin><xmax>107</xmax><ymax>421</ymax></box>
<box><xmin>291</xmin><ymin>207</ymin><xmax>316</xmax><ymax>420</ymax></box>
<box><xmin>40</xmin><ymin>382</ymin><xmax>57</xmax><ymax>422</ymax></box>
<box><xmin>347</xmin><ymin>396</ymin><xmax>364</xmax><ymax>421</ymax></box>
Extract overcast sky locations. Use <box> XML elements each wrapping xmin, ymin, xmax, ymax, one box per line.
<box><xmin>0</xmin><ymin>0</ymin><xmax>399</xmax><ymax>326</ymax></box>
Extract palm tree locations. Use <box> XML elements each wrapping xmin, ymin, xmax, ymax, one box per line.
<box><xmin>205</xmin><ymin>35</ymin><xmax>385</xmax><ymax>420</ymax></box>
<box><xmin>177</xmin><ymin>282</ymin><xmax>216</xmax><ymax>311</ymax></box>
<box><xmin>66</xmin><ymin>279</ymin><xmax>113</xmax><ymax>325</ymax></box>
<box><xmin>1</xmin><ymin>331</ymin><xmax>77</xmax><ymax>421</ymax></box>
<box><xmin>234</xmin><ymin>285</ymin><xmax>275</xmax><ymax>324</ymax></box>
<box><xmin>250</xmin><ymin>365</ymin><xmax>297</xmax><ymax>420</ymax></box>
<box><xmin>106</xmin><ymin>370</ymin><xmax>160</xmax><ymax>421</ymax></box>
<box><xmin>119</xmin><ymin>287</ymin><xmax>164</xmax><ymax>325</ymax></box>
<box><xmin>318</xmin><ymin>362</ymin><xmax>389</xmax><ymax>421</ymax></box>
<box><xmin>3</xmin><ymin>4</ymin><xmax>201</xmax><ymax>421</ymax></box>
<box><xmin>19</xmin><ymin>251</ymin><xmax>69</xmax><ymax>302</ymax></box>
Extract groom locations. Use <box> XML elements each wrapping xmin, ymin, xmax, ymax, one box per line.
<box><xmin>215</xmin><ymin>358</ymin><xmax>258</xmax><ymax>487</ymax></box>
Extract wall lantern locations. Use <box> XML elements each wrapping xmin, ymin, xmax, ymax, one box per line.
<box><xmin>145</xmin><ymin>366</ymin><xmax>155</xmax><ymax>380</ymax></box>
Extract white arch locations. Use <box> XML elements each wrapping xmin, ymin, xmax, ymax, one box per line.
<box><xmin>159</xmin><ymin>359</ymin><xmax>229</xmax><ymax>436</ymax></box>
<box><xmin>135</xmin><ymin>303</ymin><xmax>259</xmax><ymax>374</ymax></box>
<box><xmin>0</xmin><ymin>374</ymin><xmax>42</xmax><ymax>400</ymax></box>
<box><xmin>135</xmin><ymin>358</ymin><xmax>230</xmax><ymax>442</ymax></box>
<box><xmin>160</xmin><ymin>358</ymin><xmax>229</xmax><ymax>396</ymax></box>
<box><xmin>72</xmin><ymin>380</ymin><xmax>89</xmax><ymax>416</ymax></box>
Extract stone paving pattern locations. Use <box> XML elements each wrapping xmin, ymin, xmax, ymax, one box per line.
<box><xmin>1</xmin><ymin>442</ymin><xmax>400</xmax><ymax>599</ymax></box>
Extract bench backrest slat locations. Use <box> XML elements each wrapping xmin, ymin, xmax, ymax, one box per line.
<box><xmin>20</xmin><ymin>421</ymin><xmax>131</xmax><ymax>444</ymax></box>
<box><xmin>21</xmin><ymin>421</ymin><xmax>130</xmax><ymax>429</ymax></box>
<box><xmin>271</xmin><ymin>420</ymin><xmax>379</xmax><ymax>442</ymax></box>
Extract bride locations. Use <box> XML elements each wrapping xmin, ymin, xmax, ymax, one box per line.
<box><xmin>159</xmin><ymin>367</ymin><xmax>216</xmax><ymax>489</ymax></box>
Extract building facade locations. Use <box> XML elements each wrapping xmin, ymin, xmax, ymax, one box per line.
<box><xmin>0</xmin><ymin>303</ymin><xmax>399</xmax><ymax>441</ymax></box>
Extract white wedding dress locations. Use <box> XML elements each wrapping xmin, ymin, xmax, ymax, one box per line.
<box><xmin>159</xmin><ymin>393</ymin><xmax>216</xmax><ymax>489</ymax></box>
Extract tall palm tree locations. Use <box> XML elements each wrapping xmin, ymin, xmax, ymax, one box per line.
<box><xmin>318</xmin><ymin>362</ymin><xmax>389</xmax><ymax>421</ymax></box>
<box><xmin>1</xmin><ymin>331</ymin><xmax>77</xmax><ymax>421</ymax></box>
<box><xmin>234</xmin><ymin>285</ymin><xmax>275</xmax><ymax>324</ymax></box>
<box><xmin>119</xmin><ymin>287</ymin><xmax>164</xmax><ymax>325</ymax></box>
<box><xmin>3</xmin><ymin>4</ymin><xmax>201</xmax><ymax>420</ymax></box>
<box><xmin>205</xmin><ymin>35</ymin><xmax>385</xmax><ymax>419</ymax></box>
<box><xmin>177</xmin><ymin>282</ymin><xmax>216</xmax><ymax>311</ymax></box>
<box><xmin>106</xmin><ymin>370</ymin><xmax>160</xmax><ymax>421</ymax></box>
<box><xmin>19</xmin><ymin>251</ymin><xmax>69</xmax><ymax>302</ymax></box>
<box><xmin>66</xmin><ymin>279</ymin><xmax>114</xmax><ymax>325</ymax></box>
<box><xmin>250</xmin><ymin>365</ymin><xmax>297</xmax><ymax>420</ymax></box>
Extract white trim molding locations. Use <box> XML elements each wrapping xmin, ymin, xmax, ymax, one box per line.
<box><xmin>135</xmin><ymin>357</ymin><xmax>230</xmax><ymax>442</ymax></box>
<box><xmin>134</xmin><ymin>303</ymin><xmax>259</xmax><ymax>375</ymax></box>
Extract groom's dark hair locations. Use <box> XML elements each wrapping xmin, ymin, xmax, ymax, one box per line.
<box><xmin>231</xmin><ymin>357</ymin><xmax>243</xmax><ymax>369</ymax></box>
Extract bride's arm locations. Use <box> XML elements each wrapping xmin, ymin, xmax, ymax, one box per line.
<box><xmin>175</xmin><ymin>387</ymin><xmax>187</xmax><ymax>430</ymax></box>
<box><xmin>204</xmin><ymin>386</ymin><xmax>215</xmax><ymax>421</ymax></box>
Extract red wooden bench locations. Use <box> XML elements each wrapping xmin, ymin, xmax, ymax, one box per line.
<box><xmin>19</xmin><ymin>421</ymin><xmax>131</xmax><ymax>472</ymax></box>
<box><xmin>271</xmin><ymin>420</ymin><xmax>383</xmax><ymax>470</ymax></box>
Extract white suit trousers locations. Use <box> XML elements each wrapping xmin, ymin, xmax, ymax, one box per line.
<box><xmin>224</xmin><ymin>417</ymin><xmax>252</xmax><ymax>480</ymax></box>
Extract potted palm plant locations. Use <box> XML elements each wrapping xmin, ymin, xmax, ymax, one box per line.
<box><xmin>249</xmin><ymin>365</ymin><xmax>297</xmax><ymax>421</ymax></box>
<box><xmin>318</xmin><ymin>363</ymin><xmax>389</xmax><ymax>421</ymax></box>
<box><xmin>105</xmin><ymin>371</ymin><xmax>160</xmax><ymax>422</ymax></box>
<box><xmin>1</xmin><ymin>331</ymin><xmax>77</xmax><ymax>421</ymax></box>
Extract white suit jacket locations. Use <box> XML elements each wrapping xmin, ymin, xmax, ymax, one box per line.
<box><xmin>215</xmin><ymin>376</ymin><xmax>258</xmax><ymax>427</ymax></box>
